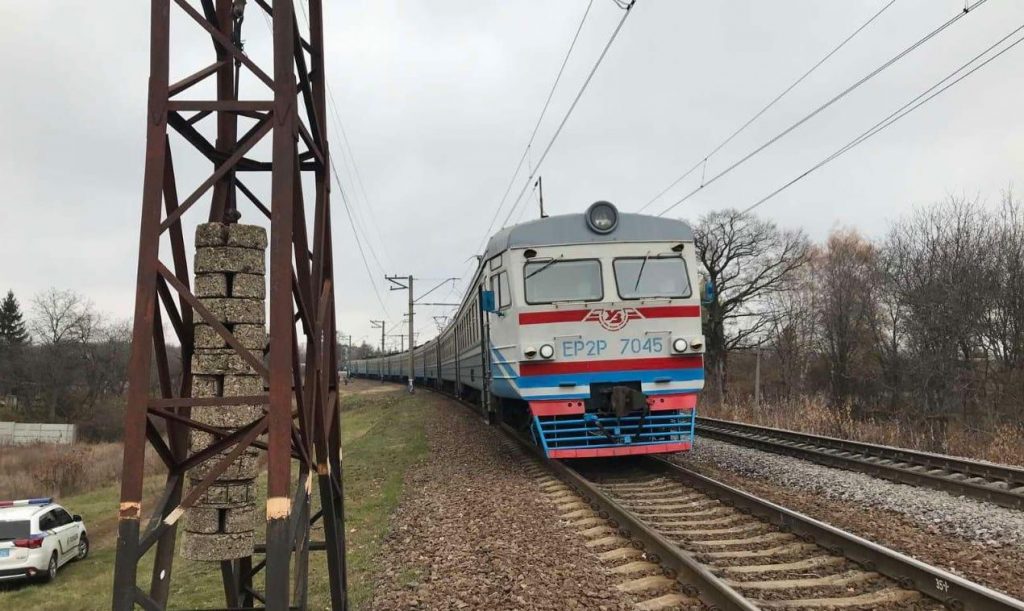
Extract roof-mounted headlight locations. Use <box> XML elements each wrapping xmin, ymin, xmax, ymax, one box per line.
<box><xmin>586</xmin><ymin>201</ymin><xmax>618</xmax><ymax>234</ymax></box>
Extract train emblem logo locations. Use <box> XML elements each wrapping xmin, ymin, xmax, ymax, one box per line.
<box><xmin>583</xmin><ymin>308</ymin><xmax>644</xmax><ymax>331</ymax></box>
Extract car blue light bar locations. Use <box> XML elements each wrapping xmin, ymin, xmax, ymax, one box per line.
<box><xmin>0</xmin><ymin>497</ymin><xmax>54</xmax><ymax>508</ymax></box>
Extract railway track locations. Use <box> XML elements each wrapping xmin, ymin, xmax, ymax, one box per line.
<box><xmin>534</xmin><ymin>452</ymin><xmax>1024</xmax><ymax>610</ymax></box>
<box><xmin>696</xmin><ymin>417</ymin><xmax>1024</xmax><ymax>510</ymax></box>
<box><xmin>423</xmin><ymin>385</ymin><xmax>1023</xmax><ymax>609</ymax></box>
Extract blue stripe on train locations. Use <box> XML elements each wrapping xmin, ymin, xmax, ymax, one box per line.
<box><xmin>516</xmin><ymin>368</ymin><xmax>704</xmax><ymax>389</ymax></box>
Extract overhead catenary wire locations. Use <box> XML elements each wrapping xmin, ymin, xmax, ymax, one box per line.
<box><xmin>295</xmin><ymin>1</ymin><xmax>395</xmax><ymax>276</ymax></box>
<box><xmin>637</xmin><ymin>0</ymin><xmax>898</xmax><ymax>213</ymax></box>
<box><xmin>253</xmin><ymin>6</ymin><xmax>392</xmax><ymax>323</ymax></box>
<box><xmin>499</xmin><ymin>0</ymin><xmax>639</xmax><ymax>229</ymax></box>
<box><xmin>473</xmin><ymin>0</ymin><xmax>596</xmax><ymax>257</ymax></box>
<box><xmin>656</xmin><ymin>0</ymin><xmax>990</xmax><ymax>218</ymax></box>
<box><xmin>739</xmin><ymin>21</ymin><xmax>1024</xmax><ymax>216</ymax></box>
<box><xmin>331</xmin><ymin>155</ymin><xmax>392</xmax><ymax>317</ymax></box>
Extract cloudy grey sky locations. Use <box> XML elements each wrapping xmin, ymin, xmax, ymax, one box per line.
<box><xmin>2</xmin><ymin>0</ymin><xmax>1023</xmax><ymax>348</ymax></box>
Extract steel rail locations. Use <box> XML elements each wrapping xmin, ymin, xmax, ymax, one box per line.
<box><xmin>697</xmin><ymin>417</ymin><xmax>1024</xmax><ymax>510</ymax></box>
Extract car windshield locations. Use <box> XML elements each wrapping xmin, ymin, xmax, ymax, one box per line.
<box><xmin>524</xmin><ymin>259</ymin><xmax>602</xmax><ymax>304</ymax></box>
<box><xmin>614</xmin><ymin>256</ymin><xmax>691</xmax><ymax>299</ymax></box>
<box><xmin>0</xmin><ymin>520</ymin><xmax>30</xmax><ymax>540</ymax></box>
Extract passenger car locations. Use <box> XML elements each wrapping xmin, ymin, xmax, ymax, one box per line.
<box><xmin>0</xmin><ymin>497</ymin><xmax>88</xmax><ymax>582</ymax></box>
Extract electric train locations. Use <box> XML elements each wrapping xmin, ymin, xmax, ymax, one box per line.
<box><xmin>351</xmin><ymin>201</ymin><xmax>706</xmax><ymax>458</ymax></box>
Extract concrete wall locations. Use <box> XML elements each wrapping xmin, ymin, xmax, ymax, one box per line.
<box><xmin>0</xmin><ymin>422</ymin><xmax>77</xmax><ymax>445</ymax></box>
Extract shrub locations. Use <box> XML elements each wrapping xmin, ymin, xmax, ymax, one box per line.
<box><xmin>701</xmin><ymin>396</ymin><xmax>1024</xmax><ymax>467</ymax></box>
<box><xmin>0</xmin><ymin>442</ymin><xmax>164</xmax><ymax>499</ymax></box>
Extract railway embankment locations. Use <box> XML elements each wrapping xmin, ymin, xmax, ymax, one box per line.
<box><xmin>370</xmin><ymin>390</ymin><xmax>647</xmax><ymax>610</ymax></box>
<box><xmin>674</xmin><ymin>438</ymin><xmax>1024</xmax><ymax>600</ymax></box>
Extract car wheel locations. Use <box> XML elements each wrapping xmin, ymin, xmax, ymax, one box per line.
<box><xmin>43</xmin><ymin>552</ymin><xmax>58</xmax><ymax>582</ymax></box>
<box><xmin>76</xmin><ymin>535</ymin><xmax>89</xmax><ymax>561</ymax></box>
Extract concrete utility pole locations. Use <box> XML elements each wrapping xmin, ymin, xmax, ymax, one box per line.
<box><xmin>383</xmin><ymin>275</ymin><xmax>459</xmax><ymax>395</ymax></box>
<box><xmin>536</xmin><ymin>176</ymin><xmax>548</xmax><ymax>219</ymax></box>
<box><xmin>339</xmin><ymin>334</ymin><xmax>352</xmax><ymax>382</ymax></box>
<box><xmin>407</xmin><ymin>276</ymin><xmax>414</xmax><ymax>393</ymax></box>
<box><xmin>386</xmin><ymin>275</ymin><xmax>415</xmax><ymax>393</ymax></box>
<box><xmin>754</xmin><ymin>349</ymin><xmax>762</xmax><ymax>408</ymax></box>
<box><xmin>369</xmin><ymin>320</ymin><xmax>385</xmax><ymax>381</ymax></box>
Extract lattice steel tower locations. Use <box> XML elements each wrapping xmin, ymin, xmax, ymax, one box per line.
<box><xmin>112</xmin><ymin>1</ymin><xmax>346</xmax><ymax>608</ymax></box>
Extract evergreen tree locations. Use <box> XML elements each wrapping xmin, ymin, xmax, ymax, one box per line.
<box><xmin>0</xmin><ymin>290</ymin><xmax>29</xmax><ymax>345</ymax></box>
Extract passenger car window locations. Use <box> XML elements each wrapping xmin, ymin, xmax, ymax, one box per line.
<box><xmin>54</xmin><ymin>508</ymin><xmax>73</xmax><ymax>526</ymax></box>
<box><xmin>498</xmin><ymin>272</ymin><xmax>510</xmax><ymax>308</ymax></box>
<box><xmin>0</xmin><ymin>520</ymin><xmax>30</xmax><ymax>540</ymax></box>
<box><xmin>614</xmin><ymin>256</ymin><xmax>692</xmax><ymax>299</ymax></box>
<box><xmin>524</xmin><ymin>260</ymin><xmax>602</xmax><ymax>304</ymax></box>
<box><xmin>38</xmin><ymin>511</ymin><xmax>57</xmax><ymax>531</ymax></box>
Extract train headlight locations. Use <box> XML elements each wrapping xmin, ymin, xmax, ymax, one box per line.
<box><xmin>672</xmin><ymin>337</ymin><xmax>689</xmax><ymax>353</ymax></box>
<box><xmin>524</xmin><ymin>346</ymin><xmax>537</xmax><ymax>359</ymax></box>
<box><xmin>689</xmin><ymin>337</ymin><xmax>704</xmax><ymax>351</ymax></box>
<box><xmin>585</xmin><ymin>201</ymin><xmax>618</xmax><ymax>234</ymax></box>
<box><xmin>539</xmin><ymin>344</ymin><xmax>555</xmax><ymax>359</ymax></box>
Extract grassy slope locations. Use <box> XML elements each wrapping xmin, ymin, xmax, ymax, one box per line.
<box><xmin>0</xmin><ymin>384</ymin><xmax>428</xmax><ymax>610</ymax></box>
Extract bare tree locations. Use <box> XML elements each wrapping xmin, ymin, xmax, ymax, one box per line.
<box><xmin>77</xmin><ymin>318</ymin><xmax>132</xmax><ymax>419</ymax></box>
<box><xmin>884</xmin><ymin>197</ymin><xmax>996</xmax><ymax>416</ymax></box>
<box><xmin>815</xmin><ymin>228</ymin><xmax>881</xmax><ymax>404</ymax></box>
<box><xmin>764</xmin><ymin>256</ymin><xmax>818</xmax><ymax>399</ymax></box>
<box><xmin>28</xmin><ymin>289</ymin><xmax>98</xmax><ymax>421</ymax></box>
<box><xmin>694</xmin><ymin>209</ymin><xmax>811</xmax><ymax>399</ymax></box>
<box><xmin>983</xmin><ymin>192</ymin><xmax>1024</xmax><ymax>370</ymax></box>
<box><xmin>29</xmin><ymin>288</ymin><xmax>95</xmax><ymax>346</ymax></box>
<box><xmin>873</xmin><ymin>249</ymin><xmax>908</xmax><ymax>409</ymax></box>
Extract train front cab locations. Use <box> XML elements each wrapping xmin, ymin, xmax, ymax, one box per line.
<box><xmin>484</xmin><ymin>206</ymin><xmax>705</xmax><ymax>459</ymax></box>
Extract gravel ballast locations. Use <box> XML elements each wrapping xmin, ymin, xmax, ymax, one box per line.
<box><xmin>675</xmin><ymin>436</ymin><xmax>1024</xmax><ymax>600</ymax></box>
<box><xmin>372</xmin><ymin>393</ymin><xmax>636</xmax><ymax>610</ymax></box>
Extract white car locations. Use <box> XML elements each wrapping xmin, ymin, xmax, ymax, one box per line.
<box><xmin>0</xmin><ymin>498</ymin><xmax>88</xmax><ymax>583</ymax></box>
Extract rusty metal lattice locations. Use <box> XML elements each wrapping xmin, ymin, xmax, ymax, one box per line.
<box><xmin>112</xmin><ymin>1</ymin><xmax>346</xmax><ymax>609</ymax></box>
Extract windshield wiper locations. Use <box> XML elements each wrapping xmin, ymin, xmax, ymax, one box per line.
<box><xmin>525</xmin><ymin>256</ymin><xmax>562</xmax><ymax>280</ymax></box>
<box><xmin>633</xmin><ymin>252</ymin><xmax>650</xmax><ymax>292</ymax></box>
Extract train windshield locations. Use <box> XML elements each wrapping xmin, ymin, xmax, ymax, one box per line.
<box><xmin>614</xmin><ymin>256</ymin><xmax>691</xmax><ymax>299</ymax></box>
<box><xmin>524</xmin><ymin>259</ymin><xmax>603</xmax><ymax>304</ymax></box>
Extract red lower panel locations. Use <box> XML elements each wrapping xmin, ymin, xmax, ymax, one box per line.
<box><xmin>548</xmin><ymin>442</ymin><xmax>691</xmax><ymax>459</ymax></box>
<box><xmin>529</xmin><ymin>399</ymin><xmax>586</xmax><ymax>416</ymax></box>
<box><xmin>646</xmin><ymin>393</ymin><xmax>697</xmax><ymax>411</ymax></box>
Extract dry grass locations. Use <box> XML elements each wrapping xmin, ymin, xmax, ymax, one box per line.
<box><xmin>0</xmin><ymin>442</ymin><xmax>164</xmax><ymax>500</ymax></box>
<box><xmin>701</xmin><ymin>396</ymin><xmax>1024</xmax><ymax>467</ymax></box>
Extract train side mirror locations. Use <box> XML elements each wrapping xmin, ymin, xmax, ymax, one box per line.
<box><xmin>481</xmin><ymin>290</ymin><xmax>497</xmax><ymax>313</ymax></box>
<box><xmin>702</xmin><ymin>279</ymin><xmax>715</xmax><ymax>304</ymax></box>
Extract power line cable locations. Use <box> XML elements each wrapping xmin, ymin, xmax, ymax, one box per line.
<box><xmin>474</xmin><ymin>0</ymin><xmax>596</xmax><ymax>255</ymax></box>
<box><xmin>331</xmin><ymin>156</ymin><xmax>392</xmax><ymax>317</ymax></box>
<box><xmin>500</xmin><ymin>0</ymin><xmax>639</xmax><ymax>228</ymax></box>
<box><xmin>739</xmin><ymin>21</ymin><xmax>1024</xmax><ymax>216</ymax></box>
<box><xmin>656</xmin><ymin>0</ymin><xmax>990</xmax><ymax>217</ymax></box>
<box><xmin>637</xmin><ymin>0</ymin><xmax>898</xmax><ymax>213</ymax></box>
<box><xmin>327</xmin><ymin>86</ymin><xmax>396</xmax><ymax>270</ymax></box>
